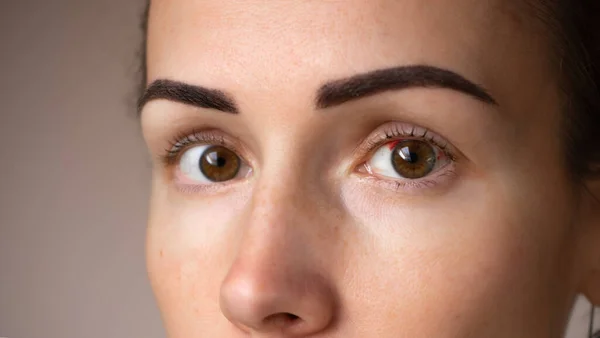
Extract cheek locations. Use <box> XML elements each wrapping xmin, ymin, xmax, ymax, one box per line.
<box><xmin>146</xmin><ymin>180</ymin><xmax>251</xmax><ymax>329</ymax></box>
<box><xmin>339</xmin><ymin>176</ymin><xmax>572</xmax><ymax>334</ymax></box>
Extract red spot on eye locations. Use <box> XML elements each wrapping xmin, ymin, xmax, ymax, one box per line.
<box><xmin>388</xmin><ymin>140</ymin><xmax>400</xmax><ymax>150</ymax></box>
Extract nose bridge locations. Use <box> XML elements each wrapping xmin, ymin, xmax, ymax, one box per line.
<box><xmin>251</xmin><ymin>130</ymin><xmax>324</xmax><ymax>232</ymax></box>
<box><xmin>251</xmin><ymin>172</ymin><xmax>306</xmax><ymax>235</ymax></box>
<box><xmin>234</xmin><ymin>152</ymin><xmax>321</xmax><ymax>284</ymax></box>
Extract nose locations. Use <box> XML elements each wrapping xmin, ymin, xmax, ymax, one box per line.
<box><xmin>219</xmin><ymin>183</ymin><xmax>336</xmax><ymax>335</ymax></box>
<box><xmin>220</xmin><ymin>260</ymin><xmax>335</xmax><ymax>335</ymax></box>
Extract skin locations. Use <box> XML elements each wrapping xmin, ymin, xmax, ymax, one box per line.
<box><xmin>140</xmin><ymin>0</ymin><xmax>600</xmax><ymax>337</ymax></box>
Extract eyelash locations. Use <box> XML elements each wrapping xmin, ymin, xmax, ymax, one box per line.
<box><xmin>359</xmin><ymin>123</ymin><xmax>457</xmax><ymax>162</ymax></box>
<box><xmin>161</xmin><ymin>129</ymin><xmax>232</xmax><ymax>166</ymax></box>
<box><xmin>160</xmin><ymin>123</ymin><xmax>459</xmax><ymax>192</ymax></box>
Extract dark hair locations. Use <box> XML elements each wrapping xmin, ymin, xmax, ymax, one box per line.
<box><xmin>138</xmin><ymin>2</ymin><xmax>150</xmax><ymax>102</ymax></box>
<box><xmin>537</xmin><ymin>0</ymin><xmax>600</xmax><ymax>183</ymax></box>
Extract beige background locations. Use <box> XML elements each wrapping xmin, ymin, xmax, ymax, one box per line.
<box><xmin>0</xmin><ymin>1</ymin><xmax>596</xmax><ymax>337</ymax></box>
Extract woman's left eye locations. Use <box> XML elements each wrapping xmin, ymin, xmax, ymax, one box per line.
<box><xmin>364</xmin><ymin>139</ymin><xmax>451</xmax><ymax>180</ymax></box>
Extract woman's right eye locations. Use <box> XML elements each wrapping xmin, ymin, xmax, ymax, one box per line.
<box><xmin>178</xmin><ymin>144</ymin><xmax>250</xmax><ymax>184</ymax></box>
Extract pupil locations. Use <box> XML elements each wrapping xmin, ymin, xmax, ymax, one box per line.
<box><xmin>206</xmin><ymin>152</ymin><xmax>226</xmax><ymax>167</ymax></box>
<box><xmin>398</xmin><ymin>146</ymin><xmax>418</xmax><ymax>164</ymax></box>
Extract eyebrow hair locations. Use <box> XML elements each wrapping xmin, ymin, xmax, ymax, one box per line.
<box><xmin>139</xmin><ymin>65</ymin><xmax>497</xmax><ymax>115</ymax></box>
<box><xmin>316</xmin><ymin>65</ymin><xmax>498</xmax><ymax>109</ymax></box>
<box><xmin>137</xmin><ymin>79</ymin><xmax>239</xmax><ymax>114</ymax></box>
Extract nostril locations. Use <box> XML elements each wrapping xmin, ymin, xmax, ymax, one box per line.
<box><xmin>285</xmin><ymin>313</ymin><xmax>300</xmax><ymax>321</ymax></box>
<box><xmin>263</xmin><ymin>312</ymin><xmax>301</xmax><ymax>327</ymax></box>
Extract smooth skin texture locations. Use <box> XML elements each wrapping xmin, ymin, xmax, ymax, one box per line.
<box><xmin>140</xmin><ymin>0</ymin><xmax>600</xmax><ymax>337</ymax></box>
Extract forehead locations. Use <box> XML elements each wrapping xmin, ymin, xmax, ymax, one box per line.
<box><xmin>146</xmin><ymin>0</ymin><xmax>547</xmax><ymax>105</ymax></box>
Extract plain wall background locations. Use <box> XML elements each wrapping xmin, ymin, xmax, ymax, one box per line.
<box><xmin>0</xmin><ymin>1</ymin><xmax>164</xmax><ymax>337</ymax></box>
<box><xmin>0</xmin><ymin>1</ymin><xmax>597</xmax><ymax>337</ymax></box>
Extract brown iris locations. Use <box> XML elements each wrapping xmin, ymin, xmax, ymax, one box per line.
<box><xmin>199</xmin><ymin>145</ymin><xmax>241</xmax><ymax>182</ymax></box>
<box><xmin>391</xmin><ymin>140</ymin><xmax>437</xmax><ymax>179</ymax></box>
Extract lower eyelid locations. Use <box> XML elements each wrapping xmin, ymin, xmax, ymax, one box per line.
<box><xmin>353</xmin><ymin>162</ymin><xmax>459</xmax><ymax>194</ymax></box>
<box><xmin>172</xmin><ymin>179</ymin><xmax>247</xmax><ymax>195</ymax></box>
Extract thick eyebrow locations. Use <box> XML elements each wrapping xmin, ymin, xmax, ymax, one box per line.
<box><xmin>316</xmin><ymin>65</ymin><xmax>498</xmax><ymax>109</ymax></box>
<box><xmin>138</xmin><ymin>79</ymin><xmax>239</xmax><ymax>114</ymax></box>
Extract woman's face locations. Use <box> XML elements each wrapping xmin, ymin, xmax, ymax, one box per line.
<box><xmin>141</xmin><ymin>1</ymin><xmax>600</xmax><ymax>337</ymax></box>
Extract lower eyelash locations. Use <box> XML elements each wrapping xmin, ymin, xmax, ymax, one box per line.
<box><xmin>174</xmin><ymin>180</ymin><xmax>233</xmax><ymax>194</ymax></box>
<box><xmin>360</xmin><ymin>166</ymin><xmax>458</xmax><ymax>193</ymax></box>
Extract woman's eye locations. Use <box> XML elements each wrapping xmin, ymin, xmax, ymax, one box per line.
<box><xmin>178</xmin><ymin>144</ymin><xmax>247</xmax><ymax>183</ymax></box>
<box><xmin>365</xmin><ymin>140</ymin><xmax>450</xmax><ymax>180</ymax></box>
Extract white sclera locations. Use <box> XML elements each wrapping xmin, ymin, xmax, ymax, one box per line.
<box><xmin>179</xmin><ymin>145</ymin><xmax>215</xmax><ymax>183</ymax></box>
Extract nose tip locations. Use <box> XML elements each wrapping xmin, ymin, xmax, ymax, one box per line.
<box><xmin>219</xmin><ymin>269</ymin><xmax>335</xmax><ymax>335</ymax></box>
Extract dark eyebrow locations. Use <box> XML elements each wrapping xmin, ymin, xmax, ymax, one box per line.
<box><xmin>316</xmin><ymin>65</ymin><xmax>498</xmax><ymax>109</ymax></box>
<box><xmin>138</xmin><ymin>79</ymin><xmax>239</xmax><ymax>114</ymax></box>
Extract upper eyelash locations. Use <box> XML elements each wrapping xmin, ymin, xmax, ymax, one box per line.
<box><xmin>162</xmin><ymin>124</ymin><xmax>457</xmax><ymax>173</ymax></box>
<box><xmin>162</xmin><ymin>129</ymin><xmax>228</xmax><ymax>165</ymax></box>
<box><xmin>360</xmin><ymin>123</ymin><xmax>456</xmax><ymax>162</ymax></box>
